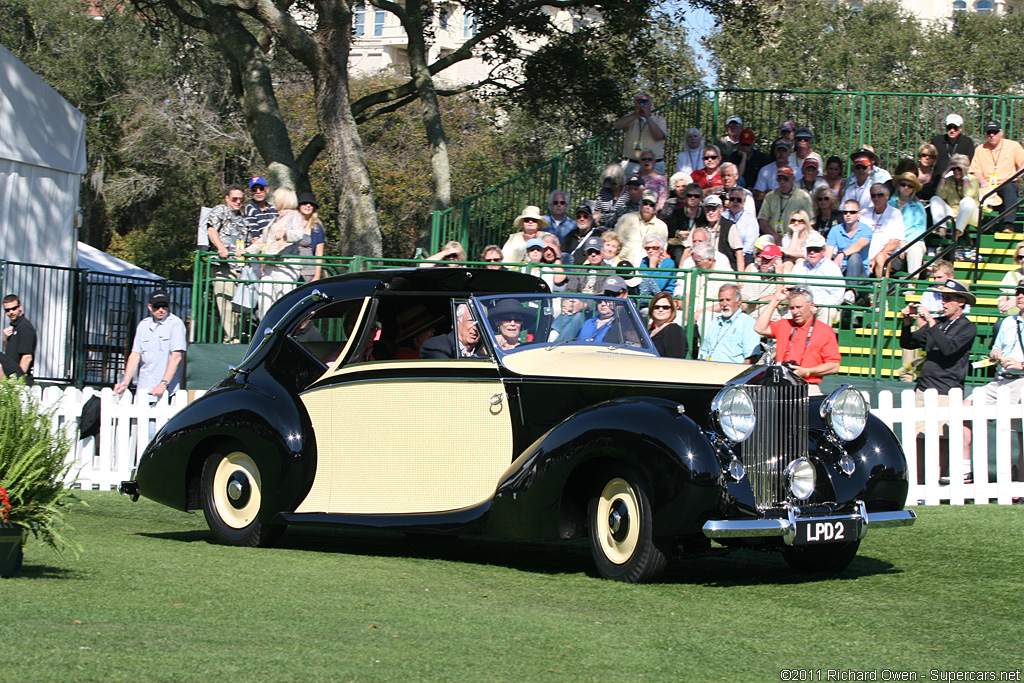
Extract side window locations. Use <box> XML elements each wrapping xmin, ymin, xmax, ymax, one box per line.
<box><xmin>289</xmin><ymin>298</ymin><xmax>367</xmax><ymax>367</ymax></box>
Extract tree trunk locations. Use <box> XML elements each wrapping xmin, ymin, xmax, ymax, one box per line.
<box><xmin>404</xmin><ymin>0</ymin><xmax>452</xmax><ymax>249</ymax></box>
<box><xmin>313</xmin><ymin>14</ymin><xmax>382</xmax><ymax>257</ymax></box>
<box><xmin>201</xmin><ymin>1</ymin><xmax>302</xmax><ymax>192</ymax></box>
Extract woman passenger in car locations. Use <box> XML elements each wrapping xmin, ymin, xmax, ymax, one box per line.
<box><xmin>488</xmin><ymin>300</ymin><xmax>529</xmax><ymax>351</ymax></box>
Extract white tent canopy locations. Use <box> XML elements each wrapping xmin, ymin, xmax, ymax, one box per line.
<box><xmin>77</xmin><ymin>241</ymin><xmax>161</xmax><ymax>281</ymax></box>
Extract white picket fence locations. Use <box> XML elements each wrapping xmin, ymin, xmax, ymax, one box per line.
<box><xmin>31</xmin><ymin>386</ymin><xmax>206</xmax><ymax>492</ymax></box>
<box><xmin>27</xmin><ymin>385</ymin><xmax>1024</xmax><ymax>505</ymax></box>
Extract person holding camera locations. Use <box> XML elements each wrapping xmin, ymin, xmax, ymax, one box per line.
<box><xmin>753</xmin><ymin>285</ymin><xmax>840</xmax><ymax>394</ymax></box>
<box><xmin>613</xmin><ymin>93</ymin><xmax>667</xmax><ymax>176</ymax></box>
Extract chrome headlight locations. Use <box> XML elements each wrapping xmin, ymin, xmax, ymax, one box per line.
<box><xmin>820</xmin><ymin>385</ymin><xmax>868</xmax><ymax>442</ymax></box>
<box><xmin>785</xmin><ymin>457</ymin><xmax>816</xmax><ymax>500</ymax></box>
<box><xmin>711</xmin><ymin>386</ymin><xmax>756</xmax><ymax>443</ymax></box>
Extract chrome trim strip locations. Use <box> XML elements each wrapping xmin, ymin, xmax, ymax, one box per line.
<box><xmin>865</xmin><ymin>509</ymin><xmax>918</xmax><ymax>528</ymax></box>
<box><xmin>702</xmin><ymin>506</ymin><xmax>916</xmax><ymax>543</ymax></box>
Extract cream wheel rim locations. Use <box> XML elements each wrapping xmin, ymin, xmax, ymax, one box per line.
<box><xmin>596</xmin><ymin>478</ymin><xmax>640</xmax><ymax>565</ymax></box>
<box><xmin>212</xmin><ymin>452</ymin><xmax>262</xmax><ymax>529</ymax></box>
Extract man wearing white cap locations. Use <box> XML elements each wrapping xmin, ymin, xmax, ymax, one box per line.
<box><xmin>717</xmin><ymin>115</ymin><xmax>743</xmax><ymax>157</ymax></box>
<box><xmin>931</xmin><ymin>113</ymin><xmax>975</xmax><ymax>177</ymax></box>
<box><xmin>790</xmin><ymin>231</ymin><xmax>844</xmax><ymax>321</ymax></box>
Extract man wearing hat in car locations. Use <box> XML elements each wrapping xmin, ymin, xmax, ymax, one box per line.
<box><xmin>114</xmin><ymin>290</ymin><xmax>187</xmax><ymax>401</ymax></box>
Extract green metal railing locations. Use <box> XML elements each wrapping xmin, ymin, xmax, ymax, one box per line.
<box><xmin>431</xmin><ymin>88</ymin><xmax>1024</xmax><ymax>259</ymax></box>
<box><xmin>191</xmin><ymin>252</ymin><xmax>1007</xmax><ymax>386</ymax></box>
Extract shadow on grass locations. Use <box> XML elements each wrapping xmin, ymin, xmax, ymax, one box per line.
<box><xmin>13</xmin><ymin>564</ymin><xmax>76</xmax><ymax>580</ymax></box>
<box><xmin>139</xmin><ymin>525</ymin><xmax>900</xmax><ymax>584</ymax></box>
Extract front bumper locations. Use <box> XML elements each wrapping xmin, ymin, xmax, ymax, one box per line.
<box><xmin>701</xmin><ymin>501</ymin><xmax>917</xmax><ymax>546</ymax></box>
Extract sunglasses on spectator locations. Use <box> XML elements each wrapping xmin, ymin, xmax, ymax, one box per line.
<box><xmin>842</xmin><ymin>210</ymin><xmax>859</xmax><ymax>214</ymax></box>
<box><xmin>652</xmin><ymin>304</ymin><xmax>673</xmax><ymax>310</ymax></box>
<box><xmin>3</xmin><ymin>305</ymin><xmax>20</xmax><ymax>312</ymax></box>
<box><xmin>686</xmin><ymin>193</ymin><xmax>702</xmax><ymax>199</ymax></box>
<box><xmin>789</xmin><ymin>218</ymin><xmax>806</xmax><ymax>224</ymax></box>
<box><xmin>641</xmin><ymin>157</ymin><xmax>654</xmax><ymax>162</ymax></box>
<box><xmin>228</xmin><ymin>196</ymin><xmax>244</xmax><ymax>202</ymax></box>
<box><xmin>483</xmin><ymin>257</ymin><xmax>501</xmax><ymax>262</ymax></box>
<box><xmin>899</xmin><ymin>182</ymin><xmax>914</xmax><ymax>189</ymax></box>
<box><xmin>152</xmin><ymin>303</ymin><xmax>169</xmax><ymax>310</ymax></box>
<box><xmin>776</xmin><ymin>176</ymin><xmax>792</xmax><ymax>182</ymax></box>
<box><xmin>601</xmin><ymin>291</ymin><xmax>620</xmax><ymax>297</ymax></box>
<box><xmin>1017</xmin><ymin>251</ymin><xmax>1024</xmax><ymax>259</ymax></box>
<box><xmin>526</xmin><ymin>246</ymin><xmax>543</xmax><ymax>252</ymax></box>
<box><xmin>854</xmin><ymin>164</ymin><xmax>868</xmax><ymax>170</ymax></box>
<box><xmin>552</xmin><ymin>200</ymin><xmax>566</xmax><ymax>205</ymax></box>
<box><xmin>575</xmin><ymin>213</ymin><xmax>590</xmax><ymax>219</ymax></box>
<box><xmin>806</xmin><ymin>247</ymin><xmax>824</xmax><ymax>253</ymax></box>
<box><xmin>586</xmin><ymin>249</ymin><xmax>601</xmax><ymax>255</ymax></box>
<box><xmin>987</xmin><ymin>130</ymin><xmax>1000</xmax><ymax>135</ymax></box>
<box><xmin>703</xmin><ymin>155</ymin><xmax>719</xmax><ymax>160</ymax></box>
<box><xmin>644</xmin><ymin>245</ymin><xmax>661</xmax><ymax>251</ymax></box>
<box><xmin>522</xmin><ymin>218</ymin><xmax>538</xmax><ymax>223</ymax></box>
<box><xmin>946</xmin><ymin>124</ymin><xmax>961</xmax><ymax>130</ymax></box>
<box><xmin>443</xmin><ymin>253</ymin><xmax>461</xmax><ymax>260</ymax></box>
<box><xmin>919</xmin><ymin>153</ymin><xmax>936</xmax><ymax>158</ymax></box>
<box><xmin>818</xmin><ymin>196</ymin><xmax>833</xmax><ymax>201</ymax></box>
<box><xmin>870</xmin><ymin>193</ymin><xmax>887</xmax><ymax>198</ymax></box>
<box><xmin>642</xmin><ymin>200</ymin><xmax>656</xmax><ymax>206</ymax></box>
<box><xmin>728</xmin><ymin>196</ymin><xmax>744</xmax><ymax>202</ymax></box>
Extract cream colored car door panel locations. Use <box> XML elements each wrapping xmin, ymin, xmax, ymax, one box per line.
<box><xmin>297</xmin><ymin>373</ymin><xmax>513</xmax><ymax>514</ymax></box>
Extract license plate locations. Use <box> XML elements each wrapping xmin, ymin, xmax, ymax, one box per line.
<box><xmin>794</xmin><ymin>518</ymin><xmax>860</xmax><ymax>545</ymax></box>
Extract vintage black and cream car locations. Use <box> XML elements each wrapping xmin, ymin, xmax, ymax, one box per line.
<box><xmin>121</xmin><ymin>268</ymin><xmax>916</xmax><ymax>582</ymax></box>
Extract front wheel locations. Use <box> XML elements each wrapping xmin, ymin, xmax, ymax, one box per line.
<box><xmin>782</xmin><ymin>540</ymin><xmax>861</xmax><ymax>573</ymax></box>
<box><xmin>587</xmin><ymin>474</ymin><xmax>667</xmax><ymax>583</ymax></box>
<box><xmin>201</xmin><ymin>451</ymin><xmax>284</xmax><ymax>547</ymax></box>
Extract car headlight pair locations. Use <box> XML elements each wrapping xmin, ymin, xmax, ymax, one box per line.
<box><xmin>711</xmin><ymin>384</ymin><xmax>869</xmax><ymax>444</ymax></box>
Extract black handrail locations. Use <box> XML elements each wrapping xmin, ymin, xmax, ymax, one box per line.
<box><xmin>883</xmin><ymin>215</ymin><xmax>956</xmax><ymax>280</ymax></box>
<box><xmin>971</xmin><ymin>166</ymin><xmax>1024</xmax><ymax>283</ymax></box>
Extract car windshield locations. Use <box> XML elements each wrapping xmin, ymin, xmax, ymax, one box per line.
<box><xmin>475</xmin><ymin>294</ymin><xmax>655</xmax><ymax>356</ymax></box>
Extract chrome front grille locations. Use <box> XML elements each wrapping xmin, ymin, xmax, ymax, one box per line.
<box><xmin>741</xmin><ymin>382</ymin><xmax>809</xmax><ymax>508</ymax></box>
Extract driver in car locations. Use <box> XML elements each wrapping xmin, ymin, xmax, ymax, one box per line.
<box><xmin>420</xmin><ymin>304</ymin><xmax>487</xmax><ymax>359</ymax></box>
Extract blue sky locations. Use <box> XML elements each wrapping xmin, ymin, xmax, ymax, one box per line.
<box><xmin>674</xmin><ymin>1</ymin><xmax>717</xmax><ymax>86</ymax></box>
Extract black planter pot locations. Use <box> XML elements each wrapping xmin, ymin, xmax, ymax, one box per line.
<box><xmin>0</xmin><ymin>524</ymin><xmax>25</xmax><ymax>577</ymax></box>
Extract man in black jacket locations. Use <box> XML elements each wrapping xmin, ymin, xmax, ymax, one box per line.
<box><xmin>930</xmin><ymin>113</ymin><xmax>975</xmax><ymax>177</ymax></box>
<box><xmin>420</xmin><ymin>304</ymin><xmax>487</xmax><ymax>359</ymax></box>
<box><xmin>900</xmin><ymin>279</ymin><xmax>977</xmax><ymax>484</ymax></box>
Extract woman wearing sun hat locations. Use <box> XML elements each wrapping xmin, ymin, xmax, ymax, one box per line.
<box><xmin>502</xmin><ymin>206</ymin><xmax>549</xmax><ymax>263</ymax></box>
<box><xmin>890</xmin><ymin>172</ymin><xmax>927</xmax><ymax>274</ymax></box>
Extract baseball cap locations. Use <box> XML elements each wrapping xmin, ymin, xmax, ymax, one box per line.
<box><xmin>795</xmin><ymin>126</ymin><xmax>813</xmax><ymax>139</ymax></box>
<box><xmin>1015</xmin><ymin>283</ymin><xmax>1024</xmax><ymax>295</ymax></box>
<box><xmin>739</xmin><ymin>129</ymin><xmax>755</xmax><ymax>145</ymax></box>
<box><xmin>626</xmin><ymin>174</ymin><xmax>644</xmax><ymax>186</ymax></box>
<box><xmin>945</xmin><ymin>114</ymin><xmax>964</xmax><ymax>128</ymax></box>
<box><xmin>726</xmin><ymin>115</ymin><xmax>743</xmax><ymax>126</ymax></box>
<box><xmin>772</xmin><ymin>138</ymin><xmax>793</xmax><ymax>152</ymax></box>
<box><xmin>525</xmin><ymin>238</ymin><xmax>545</xmax><ymax>251</ymax></box>
<box><xmin>985</xmin><ymin>119</ymin><xmax>1002</xmax><ymax>133</ymax></box>
<box><xmin>249</xmin><ymin>176</ymin><xmax>268</xmax><ymax>189</ymax></box>
<box><xmin>802</xmin><ymin>157</ymin><xmax>820</xmax><ymax>169</ymax></box>
<box><xmin>780</xmin><ymin>120</ymin><xmax>796</xmax><ymax>132</ymax></box>
<box><xmin>603</xmin><ymin>275</ymin><xmax>628</xmax><ymax>293</ymax></box>
<box><xmin>754</xmin><ymin>235</ymin><xmax>776</xmax><ymax>251</ymax></box>
<box><xmin>776</xmin><ymin>166</ymin><xmax>795</xmax><ymax>178</ymax></box>
<box><xmin>149</xmin><ymin>290</ymin><xmax>170</xmax><ymax>307</ymax></box>
<box><xmin>584</xmin><ymin>236</ymin><xmax>604</xmax><ymax>253</ymax></box>
<box><xmin>760</xmin><ymin>244</ymin><xmax>783</xmax><ymax>259</ymax></box>
<box><xmin>575</xmin><ymin>204</ymin><xmax>592</xmax><ymax>216</ymax></box>
<box><xmin>703</xmin><ymin>195</ymin><xmax>723</xmax><ymax>208</ymax></box>
<box><xmin>641</xmin><ymin>189</ymin><xmax>658</xmax><ymax>204</ymax></box>
<box><xmin>805</xmin><ymin>231</ymin><xmax>826</xmax><ymax>249</ymax></box>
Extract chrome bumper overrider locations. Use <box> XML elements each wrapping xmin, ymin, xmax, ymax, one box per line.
<box><xmin>702</xmin><ymin>501</ymin><xmax>917</xmax><ymax>546</ymax></box>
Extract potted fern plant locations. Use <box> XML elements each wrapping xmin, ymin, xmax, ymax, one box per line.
<box><xmin>0</xmin><ymin>375</ymin><xmax>79</xmax><ymax>576</ymax></box>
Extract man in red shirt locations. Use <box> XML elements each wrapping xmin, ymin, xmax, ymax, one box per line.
<box><xmin>753</xmin><ymin>285</ymin><xmax>841</xmax><ymax>394</ymax></box>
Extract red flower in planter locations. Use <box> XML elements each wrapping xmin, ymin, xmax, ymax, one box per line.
<box><xmin>0</xmin><ymin>487</ymin><xmax>10</xmax><ymax>523</ymax></box>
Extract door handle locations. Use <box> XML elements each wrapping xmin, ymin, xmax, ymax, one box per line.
<box><xmin>490</xmin><ymin>393</ymin><xmax>503</xmax><ymax>406</ymax></box>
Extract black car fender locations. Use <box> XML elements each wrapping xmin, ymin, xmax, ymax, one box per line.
<box><xmin>135</xmin><ymin>372</ymin><xmax>317</xmax><ymax>518</ymax></box>
<box><xmin>485</xmin><ymin>396</ymin><xmax>723</xmax><ymax>540</ymax></box>
<box><xmin>810</xmin><ymin>412</ymin><xmax>911</xmax><ymax>512</ymax></box>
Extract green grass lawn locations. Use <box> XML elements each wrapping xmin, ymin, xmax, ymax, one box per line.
<box><xmin>1</xmin><ymin>493</ymin><xmax>1021</xmax><ymax>682</ymax></box>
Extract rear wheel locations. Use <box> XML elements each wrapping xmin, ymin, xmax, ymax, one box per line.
<box><xmin>201</xmin><ymin>451</ymin><xmax>284</xmax><ymax>547</ymax></box>
<box><xmin>782</xmin><ymin>540</ymin><xmax>861</xmax><ymax>573</ymax></box>
<box><xmin>587</xmin><ymin>473</ymin><xmax>667</xmax><ymax>583</ymax></box>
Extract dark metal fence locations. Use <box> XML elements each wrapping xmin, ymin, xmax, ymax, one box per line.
<box><xmin>0</xmin><ymin>259</ymin><xmax>190</xmax><ymax>385</ymax></box>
